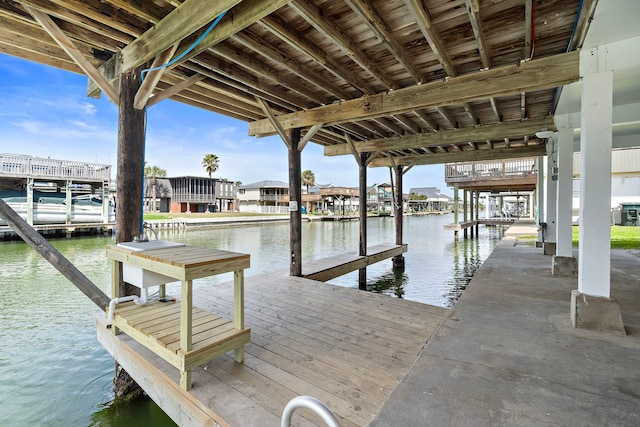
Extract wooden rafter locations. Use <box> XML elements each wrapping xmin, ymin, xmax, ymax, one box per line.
<box><xmin>133</xmin><ymin>43</ymin><xmax>178</xmax><ymax>109</ymax></box>
<box><xmin>23</xmin><ymin>5</ymin><xmax>120</xmax><ymax>104</ymax></box>
<box><xmin>261</xmin><ymin>15</ymin><xmax>374</xmax><ymax>95</ymax></box>
<box><xmin>255</xmin><ymin>96</ymin><xmax>292</xmax><ymax>149</ymax></box>
<box><xmin>435</xmin><ymin>106</ymin><xmax>457</xmax><ymax>129</ymax></box>
<box><xmin>290</xmin><ymin>0</ymin><xmax>397</xmax><ymax>89</ymax></box>
<box><xmin>344</xmin><ymin>0</ymin><xmax>422</xmax><ymax>83</ymax></box>
<box><xmin>146</xmin><ymin>73</ymin><xmax>205</xmax><ymax>107</ymax></box>
<box><xmin>368</xmin><ymin>144</ymin><xmax>547</xmax><ymax>167</ymax></box>
<box><xmin>324</xmin><ymin>117</ymin><xmax>556</xmax><ymax>156</ymax></box>
<box><xmin>465</xmin><ymin>0</ymin><xmax>490</xmax><ymax>69</ymax></box>
<box><xmin>249</xmin><ymin>51</ymin><xmax>579</xmax><ymax>136</ymax></box>
<box><xmin>524</xmin><ymin>0</ymin><xmax>532</xmax><ymax>60</ymax></box>
<box><xmin>168</xmin><ymin>0</ymin><xmax>292</xmax><ymax>71</ymax></box>
<box><xmin>231</xmin><ymin>32</ymin><xmax>351</xmax><ymax>100</ymax></box>
<box><xmin>299</xmin><ymin>123</ymin><xmax>324</xmax><ymax>151</ymax></box>
<box><xmin>403</xmin><ymin>0</ymin><xmax>456</xmax><ymax>77</ymax></box>
<box><xmin>120</xmin><ymin>0</ymin><xmax>241</xmax><ymax>72</ymax></box>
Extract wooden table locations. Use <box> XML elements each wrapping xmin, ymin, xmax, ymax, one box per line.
<box><xmin>106</xmin><ymin>243</ymin><xmax>251</xmax><ymax>390</ymax></box>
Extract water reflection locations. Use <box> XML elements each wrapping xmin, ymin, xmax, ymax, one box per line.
<box><xmin>0</xmin><ymin>214</ymin><xmax>504</xmax><ymax>426</ymax></box>
<box><xmin>367</xmin><ymin>270</ymin><xmax>408</xmax><ymax>298</ymax></box>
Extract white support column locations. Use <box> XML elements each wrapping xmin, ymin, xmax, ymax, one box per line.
<box><xmin>552</xmin><ymin>114</ymin><xmax>577</xmax><ymax>276</ymax></box>
<box><xmin>571</xmin><ymin>45</ymin><xmax>624</xmax><ymax>335</ymax></box>
<box><xmin>543</xmin><ymin>141</ymin><xmax>558</xmax><ymax>255</ymax></box>
<box><xmin>66</xmin><ymin>180</ymin><xmax>73</xmax><ymax>224</ymax></box>
<box><xmin>26</xmin><ymin>177</ymin><xmax>34</xmax><ymax>226</ymax></box>
<box><xmin>577</xmin><ymin>49</ymin><xmax>613</xmax><ymax>297</ymax></box>
<box><xmin>536</xmin><ymin>156</ymin><xmax>544</xmax><ymax>244</ymax></box>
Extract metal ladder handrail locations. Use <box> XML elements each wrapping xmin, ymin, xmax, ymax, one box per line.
<box><xmin>281</xmin><ymin>396</ymin><xmax>341</xmax><ymax>427</ymax></box>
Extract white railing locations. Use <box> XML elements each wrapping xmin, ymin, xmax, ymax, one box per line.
<box><xmin>0</xmin><ymin>154</ymin><xmax>111</xmax><ymax>182</ymax></box>
<box><xmin>239</xmin><ymin>205</ymin><xmax>289</xmax><ymax>214</ymax></box>
<box><xmin>445</xmin><ymin>158</ymin><xmax>536</xmax><ymax>182</ymax></box>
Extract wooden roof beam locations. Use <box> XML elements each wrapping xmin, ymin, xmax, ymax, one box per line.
<box><xmin>324</xmin><ymin>117</ymin><xmax>556</xmax><ymax>156</ymax></box>
<box><xmin>167</xmin><ymin>0</ymin><xmax>292</xmax><ymax>71</ymax></box>
<box><xmin>134</xmin><ymin>43</ymin><xmax>178</xmax><ymax>109</ymax></box>
<box><xmin>261</xmin><ymin>15</ymin><xmax>374</xmax><ymax>95</ymax></box>
<box><xmin>344</xmin><ymin>0</ymin><xmax>423</xmax><ymax>83</ymax></box>
<box><xmin>18</xmin><ymin>0</ymin><xmax>136</xmax><ymax>42</ymax></box>
<box><xmin>187</xmin><ymin>56</ymin><xmax>304</xmax><ymax>111</ymax></box>
<box><xmin>413</xmin><ymin>110</ymin><xmax>439</xmax><ymax>132</ymax></box>
<box><xmin>290</xmin><ymin>0</ymin><xmax>397</xmax><ymax>89</ymax></box>
<box><xmin>210</xmin><ymin>42</ymin><xmax>329</xmax><ymax>105</ymax></box>
<box><xmin>23</xmin><ymin>6</ymin><xmax>120</xmax><ymax>105</ymax></box>
<box><xmin>368</xmin><ymin>144</ymin><xmax>547</xmax><ymax>167</ymax></box>
<box><xmin>256</xmin><ymin>97</ymin><xmax>292</xmax><ymax>149</ymax></box>
<box><xmin>403</xmin><ymin>0</ymin><xmax>457</xmax><ymax>77</ymax></box>
<box><xmin>120</xmin><ymin>0</ymin><xmax>241</xmax><ymax>72</ymax></box>
<box><xmin>465</xmin><ymin>0</ymin><xmax>490</xmax><ymax>69</ymax></box>
<box><xmin>462</xmin><ymin>102</ymin><xmax>479</xmax><ymax>125</ymax></box>
<box><xmin>231</xmin><ymin>32</ymin><xmax>351</xmax><ymax>101</ymax></box>
<box><xmin>146</xmin><ymin>73</ymin><xmax>205</xmax><ymax>107</ymax></box>
<box><xmin>524</xmin><ymin>0</ymin><xmax>532</xmax><ymax>59</ymax></box>
<box><xmin>435</xmin><ymin>106</ymin><xmax>457</xmax><ymax>129</ymax></box>
<box><xmin>250</xmin><ymin>51</ymin><xmax>579</xmax><ymax>136</ymax></box>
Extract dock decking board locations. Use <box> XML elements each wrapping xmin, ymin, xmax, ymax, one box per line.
<box><xmin>98</xmin><ymin>272</ymin><xmax>448</xmax><ymax>426</ymax></box>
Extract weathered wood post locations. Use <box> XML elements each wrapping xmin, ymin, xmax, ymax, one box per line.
<box><xmin>358</xmin><ymin>153</ymin><xmax>367</xmax><ymax>290</ymax></box>
<box><xmin>289</xmin><ymin>128</ymin><xmax>302</xmax><ymax>277</ymax></box>
<box><xmin>113</xmin><ymin>64</ymin><xmax>147</xmax><ymax>400</ymax></box>
<box><xmin>463</xmin><ymin>189</ymin><xmax>468</xmax><ymax>239</ymax></box>
<box><xmin>392</xmin><ymin>164</ymin><xmax>405</xmax><ymax>271</ymax></box>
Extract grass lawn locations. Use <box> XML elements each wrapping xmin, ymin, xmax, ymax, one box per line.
<box><xmin>143</xmin><ymin>212</ymin><xmax>286</xmax><ymax>220</ymax></box>
<box><xmin>572</xmin><ymin>225</ymin><xmax>640</xmax><ymax>249</ymax></box>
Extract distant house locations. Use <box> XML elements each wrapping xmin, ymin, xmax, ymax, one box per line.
<box><xmin>237</xmin><ymin>180</ymin><xmax>289</xmax><ymax>214</ymax></box>
<box><xmin>408</xmin><ymin>187</ymin><xmax>452</xmax><ymax>212</ymax></box>
<box><xmin>167</xmin><ymin>176</ymin><xmax>236</xmax><ymax>213</ymax></box>
<box><xmin>143</xmin><ymin>178</ymin><xmax>172</xmax><ymax>212</ymax></box>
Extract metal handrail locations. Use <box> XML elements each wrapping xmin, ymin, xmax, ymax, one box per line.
<box><xmin>281</xmin><ymin>396</ymin><xmax>341</xmax><ymax>427</ymax></box>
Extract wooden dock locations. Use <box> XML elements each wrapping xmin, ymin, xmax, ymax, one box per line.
<box><xmin>96</xmin><ymin>272</ymin><xmax>447</xmax><ymax>427</ymax></box>
<box><xmin>302</xmin><ymin>243</ymin><xmax>408</xmax><ymax>282</ymax></box>
<box><xmin>443</xmin><ymin>218</ymin><xmax>518</xmax><ymax>231</ymax></box>
<box><xmin>0</xmin><ymin>222</ymin><xmax>114</xmax><ymax>240</ymax></box>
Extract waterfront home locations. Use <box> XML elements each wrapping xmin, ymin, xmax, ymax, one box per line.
<box><xmin>237</xmin><ymin>180</ymin><xmax>289</xmax><ymax>214</ymax></box>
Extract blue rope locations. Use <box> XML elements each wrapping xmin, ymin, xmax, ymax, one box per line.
<box><xmin>141</xmin><ymin>11</ymin><xmax>228</xmax><ymax>81</ymax></box>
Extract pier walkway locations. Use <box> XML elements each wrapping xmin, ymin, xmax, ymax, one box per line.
<box><xmin>372</xmin><ymin>231</ymin><xmax>640</xmax><ymax>425</ymax></box>
<box><xmin>96</xmin><ymin>220</ymin><xmax>639</xmax><ymax>425</ymax></box>
<box><xmin>96</xmin><ymin>271</ymin><xmax>448</xmax><ymax>426</ymax></box>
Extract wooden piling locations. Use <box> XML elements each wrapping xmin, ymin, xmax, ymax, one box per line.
<box><xmin>288</xmin><ymin>128</ymin><xmax>302</xmax><ymax>277</ymax></box>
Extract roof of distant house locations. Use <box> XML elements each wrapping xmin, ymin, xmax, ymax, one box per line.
<box><xmin>409</xmin><ymin>187</ymin><xmax>452</xmax><ymax>200</ymax></box>
<box><xmin>240</xmin><ymin>180</ymin><xmax>289</xmax><ymax>189</ymax></box>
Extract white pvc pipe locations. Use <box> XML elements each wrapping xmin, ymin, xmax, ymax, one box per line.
<box><xmin>281</xmin><ymin>396</ymin><xmax>340</xmax><ymax>427</ymax></box>
<box><xmin>107</xmin><ymin>289</ymin><xmax>149</xmax><ymax>322</ymax></box>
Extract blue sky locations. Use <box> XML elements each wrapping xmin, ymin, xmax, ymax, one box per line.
<box><xmin>0</xmin><ymin>54</ymin><xmax>449</xmax><ymax>194</ymax></box>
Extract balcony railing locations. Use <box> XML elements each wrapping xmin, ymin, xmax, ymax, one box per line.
<box><xmin>0</xmin><ymin>154</ymin><xmax>111</xmax><ymax>182</ymax></box>
<box><xmin>445</xmin><ymin>158</ymin><xmax>537</xmax><ymax>183</ymax></box>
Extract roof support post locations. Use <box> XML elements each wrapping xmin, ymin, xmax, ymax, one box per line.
<box><xmin>392</xmin><ymin>164</ymin><xmax>405</xmax><ymax>271</ymax></box>
<box><xmin>116</xmin><ymin>64</ymin><xmax>146</xmax><ymax>299</ymax></box>
<box><xmin>544</xmin><ymin>137</ymin><xmax>558</xmax><ymax>255</ymax></box>
<box><xmin>552</xmin><ymin>114</ymin><xmax>578</xmax><ymax>276</ymax></box>
<box><xmin>536</xmin><ymin>156</ymin><xmax>545</xmax><ymax>243</ymax></box>
<box><xmin>289</xmin><ymin>128</ymin><xmax>302</xmax><ymax>277</ymax></box>
<box><xmin>572</xmin><ymin>45</ymin><xmax>625</xmax><ymax>335</ymax></box>
<box><xmin>358</xmin><ymin>152</ymin><xmax>368</xmax><ymax>290</ymax></box>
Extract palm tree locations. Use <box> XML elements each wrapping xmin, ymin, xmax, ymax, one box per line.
<box><xmin>144</xmin><ymin>165</ymin><xmax>167</xmax><ymax>212</ymax></box>
<box><xmin>301</xmin><ymin>169</ymin><xmax>315</xmax><ymax>212</ymax></box>
<box><xmin>202</xmin><ymin>153</ymin><xmax>220</xmax><ymax>178</ymax></box>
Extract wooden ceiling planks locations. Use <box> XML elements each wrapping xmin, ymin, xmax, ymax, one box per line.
<box><xmin>0</xmin><ymin>0</ymin><xmax>590</xmax><ymax>167</ymax></box>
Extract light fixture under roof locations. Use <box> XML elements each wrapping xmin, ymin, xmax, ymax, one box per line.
<box><xmin>535</xmin><ymin>130</ymin><xmax>554</xmax><ymax>138</ymax></box>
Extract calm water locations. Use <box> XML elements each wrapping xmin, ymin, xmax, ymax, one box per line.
<box><xmin>0</xmin><ymin>214</ymin><xmax>503</xmax><ymax>426</ymax></box>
